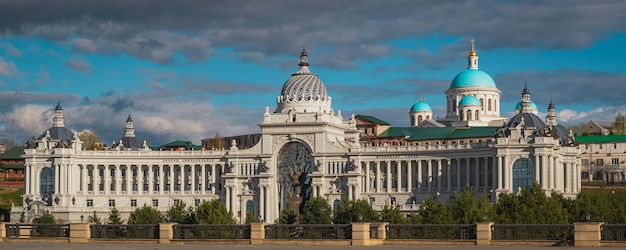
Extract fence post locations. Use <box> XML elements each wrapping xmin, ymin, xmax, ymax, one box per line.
<box><xmin>0</xmin><ymin>222</ymin><xmax>6</xmax><ymax>242</ymax></box>
<box><xmin>250</xmin><ymin>222</ymin><xmax>265</xmax><ymax>245</ymax></box>
<box><xmin>351</xmin><ymin>222</ymin><xmax>371</xmax><ymax>246</ymax></box>
<box><xmin>574</xmin><ymin>222</ymin><xmax>603</xmax><ymax>247</ymax></box>
<box><xmin>377</xmin><ymin>222</ymin><xmax>389</xmax><ymax>240</ymax></box>
<box><xmin>476</xmin><ymin>222</ymin><xmax>493</xmax><ymax>245</ymax></box>
<box><xmin>69</xmin><ymin>223</ymin><xmax>91</xmax><ymax>243</ymax></box>
<box><xmin>159</xmin><ymin>223</ymin><xmax>176</xmax><ymax>244</ymax></box>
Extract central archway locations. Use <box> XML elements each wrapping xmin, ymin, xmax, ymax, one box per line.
<box><xmin>512</xmin><ymin>158</ymin><xmax>534</xmax><ymax>193</ymax></box>
<box><xmin>277</xmin><ymin>141</ymin><xmax>314</xmax><ymax>221</ymax></box>
<box><xmin>40</xmin><ymin>167</ymin><xmax>55</xmax><ymax>206</ymax></box>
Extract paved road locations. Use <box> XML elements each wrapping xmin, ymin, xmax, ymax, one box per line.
<box><xmin>1</xmin><ymin>243</ymin><xmax>626</xmax><ymax>250</ymax></box>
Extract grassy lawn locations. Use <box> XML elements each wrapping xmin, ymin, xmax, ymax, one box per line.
<box><xmin>0</xmin><ymin>187</ymin><xmax>23</xmax><ymax>221</ymax></box>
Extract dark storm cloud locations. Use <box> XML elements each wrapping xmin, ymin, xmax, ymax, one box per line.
<box><xmin>110</xmin><ymin>97</ymin><xmax>134</xmax><ymax>113</ymax></box>
<box><xmin>1</xmin><ymin>1</ymin><xmax>624</xmax><ymax>67</ymax></box>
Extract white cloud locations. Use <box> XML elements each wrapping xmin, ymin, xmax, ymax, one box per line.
<box><xmin>72</xmin><ymin>38</ymin><xmax>98</xmax><ymax>52</ymax></box>
<box><xmin>0</xmin><ymin>56</ymin><xmax>18</xmax><ymax>76</ymax></box>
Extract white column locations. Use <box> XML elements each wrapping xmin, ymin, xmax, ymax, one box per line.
<box><xmin>407</xmin><ymin>161</ymin><xmax>413</xmax><ymax>192</ymax></box>
<box><xmin>147</xmin><ymin>165</ymin><xmax>153</xmax><ymax>193</ymax></box>
<box><xmin>200</xmin><ymin>164</ymin><xmax>206</xmax><ymax>194</ymax></box>
<box><xmin>465</xmin><ymin>158</ymin><xmax>471</xmax><ymax>188</ymax></box>
<box><xmin>104</xmin><ymin>165</ymin><xmax>110</xmax><ymax>194</ymax></box>
<box><xmin>365</xmin><ymin>161</ymin><xmax>370</xmax><ymax>192</ymax></box>
<box><xmin>375</xmin><ymin>161</ymin><xmax>381</xmax><ymax>193</ymax></box>
<box><xmin>504</xmin><ymin>155</ymin><xmax>510</xmax><ymax>191</ymax></box>
<box><xmin>541</xmin><ymin>154</ymin><xmax>548</xmax><ymax>189</ymax></box>
<box><xmin>396</xmin><ymin>161</ymin><xmax>402</xmax><ymax>192</ymax></box>
<box><xmin>24</xmin><ymin>165</ymin><xmax>30</xmax><ymax>194</ymax></box>
<box><xmin>115</xmin><ymin>165</ymin><xmax>121</xmax><ymax>194</ymax></box>
<box><xmin>386</xmin><ymin>161</ymin><xmax>391</xmax><ymax>192</ymax></box>
<box><xmin>437</xmin><ymin>160</ymin><xmax>442</xmax><ymax>192</ymax></box>
<box><xmin>158</xmin><ymin>165</ymin><xmax>164</xmax><ymax>194</ymax></box>
<box><xmin>126</xmin><ymin>166</ymin><xmax>132</xmax><ymax>194</ymax></box>
<box><xmin>446</xmin><ymin>159</ymin><xmax>452</xmax><ymax>192</ymax></box>
<box><xmin>211</xmin><ymin>164</ymin><xmax>216</xmax><ymax>195</ymax></box>
<box><xmin>192</xmin><ymin>165</ymin><xmax>198</xmax><ymax>193</ymax></box>
<box><xmin>259</xmin><ymin>185</ymin><xmax>265</xmax><ymax>222</ymax></box>
<box><xmin>497</xmin><ymin>156</ymin><xmax>503</xmax><ymax>190</ymax></box>
<box><xmin>348</xmin><ymin>184</ymin><xmax>353</xmax><ymax>200</ymax></box>
<box><xmin>427</xmin><ymin>160</ymin><xmax>432</xmax><ymax>192</ymax></box>
<box><xmin>475</xmin><ymin>157</ymin><xmax>480</xmax><ymax>189</ymax></box>
<box><xmin>225</xmin><ymin>186</ymin><xmax>231</xmax><ymax>212</ymax></box>
<box><xmin>82</xmin><ymin>165</ymin><xmax>88</xmax><ymax>193</ymax></box>
<box><xmin>456</xmin><ymin>159</ymin><xmax>461</xmax><ymax>191</ymax></box>
<box><xmin>416</xmin><ymin>160</ymin><xmax>422</xmax><ymax>192</ymax></box>
<box><xmin>170</xmin><ymin>166</ymin><xmax>176</xmax><ymax>193</ymax></box>
<box><xmin>534</xmin><ymin>154</ymin><xmax>540</xmax><ymax>183</ymax></box>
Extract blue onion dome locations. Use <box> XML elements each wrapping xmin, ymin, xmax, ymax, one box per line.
<box><xmin>410</xmin><ymin>97</ymin><xmax>432</xmax><ymax>112</ymax></box>
<box><xmin>514</xmin><ymin>101</ymin><xmax>538</xmax><ymax>112</ymax></box>
<box><xmin>450</xmin><ymin>69</ymin><xmax>497</xmax><ymax>88</ymax></box>
<box><xmin>459</xmin><ymin>95</ymin><xmax>481</xmax><ymax>106</ymax></box>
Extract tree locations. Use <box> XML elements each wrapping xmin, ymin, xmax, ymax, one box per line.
<box><xmin>166</xmin><ymin>201</ymin><xmax>192</xmax><ymax>224</ymax></box>
<box><xmin>91</xmin><ymin>211</ymin><xmax>102</xmax><ymax>224</ymax></box>
<box><xmin>208</xmin><ymin>133</ymin><xmax>224</xmax><ymax>149</ymax></box>
<box><xmin>277</xmin><ymin>207</ymin><xmax>298</xmax><ymax>224</ymax></box>
<box><xmin>195</xmin><ymin>199</ymin><xmax>235</xmax><ymax>224</ymax></box>
<box><xmin>613</xmin><ymin>112</ymin><xmax>626</xmax><ymax>134</ymax></box>
<box><xmin>450</xmin><ymin>187</ymin><xmax>482</xmax><ymax>224</ymax></box>
<box><xmin>414</xmin><ymin>196</ymin><xmax>454</xmax><ymax>224</ymax></box>
<box><xmin>0</xmin><ymin>138</ymin><xmax>18</xmax><ymax>149</ymax></box>
<box><xmin>380</xmin><ymin>205</ymin><xmax>406</xmax><ymax>224</ymax></box>
<box><xmin>245</xmin><ymin>211</ymin><xmax>259</xmax><ymax>224</ymax></box>
<box><xmin>332</xmin><ymin>199</ymin><xmax>379</xmax><ymax>224</ymax></box>
<box><xmin>76</xmin><ymin>130</ymin><xmax>106</xmax><ymax>150</ymax></box>
<box><xmin>128</xmin><ymin>205</ymin><xmax>163</xmax><ymax>224</ymax></box>
<box><xmin>300</xmin><ymin>196</ymin><xmax>332</xmax><ymax>224</ymax></box>
<box><xmin>37</xmin><ymin>210</ymin><xmax>57</xmax><ymax>224</ymax></box>
<box><xmin>107</xmin><ymin>206</ymin><xmax>124</xmax><ymax>224</ymax></box>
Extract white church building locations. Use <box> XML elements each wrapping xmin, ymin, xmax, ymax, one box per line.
<box><xmin>12</xmin><ymin>41</ymin><xmax>581</xmax><ymax>223</ymax></box>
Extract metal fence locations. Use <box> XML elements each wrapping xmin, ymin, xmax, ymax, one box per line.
<box><xmin>386</xmin><ymin>224</ymin><xmax>476</xmax><ymax>240</ymax></box>
<box><xmin>265</xmin><ymin>224</ymin><xmax>352</xmax><ymax>239</ymax></box>
<box><xmin>491</xmin><ymin>224</ymin><xmax>574</xmax><ymax>241</ymax></box>
<box><xmin>601</xmin><ymin>224</ymin><xmax>626</xmax><ymax>241</ymax></box>
<box><xmin>5</xmin><ymin>224</ymin><xmax>70</xmax><ymax>238</ymax></box>
<box><xmin>90</xmin><ymin>224</ymin><xmax>159</xmax><ymax>239</ymax></box>
<box><xmin>173</xmin><ymin>224</ymin><xmax>250</xmax><ymax>239</ymax></box>
<box><xmin>369</xmin><ymin>223</ymin><xmax>379</xmax><ymax>239</ymax></box>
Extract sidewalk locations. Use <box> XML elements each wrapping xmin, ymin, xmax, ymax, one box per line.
<box><xmin>2</xmin><ymin>243</ymin><xmax>626</xmax><ymax>250</ymax></box>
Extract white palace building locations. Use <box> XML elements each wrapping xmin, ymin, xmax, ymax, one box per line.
<box><xmin>11</xmin><ymin>41</ymin><xmax>581</xmax><ymax>223</ymax></box>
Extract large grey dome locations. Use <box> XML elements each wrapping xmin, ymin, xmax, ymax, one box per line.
<box><xmin>38</xmin><ymin>102</ymin><xmax>74</xmax><ymax>141</ymax></box>
<box><xmin>275</xmin><ymin>49</ymin><xmax>332</xmax><ymax>113</ymax></box>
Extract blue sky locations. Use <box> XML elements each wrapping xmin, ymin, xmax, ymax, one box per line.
<box><xmin>0</xmin><ymin>0</ymin><xmax>625</xmax><ymax>146</ymax></box>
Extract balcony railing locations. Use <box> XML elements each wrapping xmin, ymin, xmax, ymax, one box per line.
<box><xmin>601</xmin><ymin>224</ymin><xmax>626</xmax><ymax>241</ymax></box>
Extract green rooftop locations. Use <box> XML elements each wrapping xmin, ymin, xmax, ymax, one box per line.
<box><xmin>156</xmin><ymin>140</ymin><xmax>203</xmax><ymax>150</ymax></box>
<box><xmin>378</xmin><ymin>126</ymin><xmax>498</xmax><ymax>141</ymax></box>
<box><xmin>356</xmin><ymin>115</ymin><xmax>390</xmax><ymax>125</ymax></box>
<box><xmin>0</xmin><ymin>146</ymin><xmax>24</xmax><ymax>159</ymax></box>
<box><xmin>575</xmin><ymin>134</ymin><xmax>626</xmax><ymax>143</ymax></box>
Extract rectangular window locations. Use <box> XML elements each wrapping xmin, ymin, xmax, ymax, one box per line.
<box><xmin>132</xmin><ymin>169</ymin><xmax>137</xmax><ymax>177</ymax></box>
<box><xmin>582</xmin><ymin>159</ymin><xmax>589</xmax><ymax>166</ymax></box>
<box><xmin>99</xmin><ymin>168</ymin><xmax>104</xmax><ymax>177</ymax></box>
<box><xmin>87</xmin><ymin>199</ymin><xmax>93</xmax><ymax>207</ymax></box>
<box><xmin>110</xmin><ymin>183</ymin><xmax>115</xmax><ymax>191</ymax></box>
<box><xmin>152</xmin><ymin>199</ymin><xmax>158</xmax><ymax>207</ymax></box>
<box><xmin>194</xmin><ymin>199</ymin><xmax>201</xmax><ymax>206</ymax></box>
<box><xmin>369</xmin><ymin>197</ymin><xmax>375</xmax><ymax>206</ymax></box>
<box><xmin>108</xmin><ymin>199</ymin><xmax>115</xmax><ymax>207</ymax></box>
<box><xmin>174</xmin><ymin>199</ymin><xmax>180</xmax><ymax>206</ymax></box>
<box><xmin>614</xmin><ymin>143</ymin><xmax>618</xmax><ymax>149</ymax></box>
<box><xmin>612</xmin><ymin>158</ymin><xmax>619</xmax><ymax>165</ymax></box>
<box><xmin>390</xmin><ymin>197</ymin><xmax>396</xmax><ymax>206</ymax></box>
<box><xmin>597</xmin><ymin>159</ymin><xmax>604</xmax><ymax>166</ymax></box>
<box><xmin>88</xmin><ymin>169</ymin><xmax>93</xmax><ymax>177</ymax></box>
<box><xmin>99</xmin><ymin>183</ymin><xmax>104</xmax><ymax>191</ymax></box>
<box><xmin>131</xmin><ymin>199</ymin><xmax>137</xmax><ymax>207</ymax></box>
<box><xmin>110</xmin><ymin>168</ymin><xmax>115</xmax><ymax>177</ymax></box>
<box><xmin>132</xmin><ymin>182</ymin><xmax>138</xmax><ymax>192</ymax></box>
<box><xmin>121</xmin><ymin>183</ymin><xmax>126</xmax><ymax>192</ymax></box>
<box><xmin>88</xmin><ymin>183</ymin><xmax>93</xmax><ymax>191</ymax></box>
<box><xmin>121</xmin><ymin>169</ymin><xmax>126</xmax><ymax>177</ymax></box>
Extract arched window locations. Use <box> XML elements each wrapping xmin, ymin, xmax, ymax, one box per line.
<box><xmin>480</xmin><ymin>98</ymin><xmax>484</xmax><ymax>110</ymax></box>
<box><xmin>475</xmin><ymin>110</ymin><xmax>480</xmax><ymax>120</ymax></box>
<box><xmin>459</xmin><ymin>111</ymin><xmax>464</xmax><ymax>120</ymax></box>
<box><xmin>452</xmin><ymin>99</ymin><xmax>457</xmax><ymax>112</ymax></box>
<box><xmin>488</xmin><ymin>99</ymin><xmax>492</xmax><ymax>111</ymax></box>
<box><xmin>333</xmin><ymin>199</ymin><xmax>341</xmax><ymax>210</ymax></box>
<box><xmin>512</xmin><ymin>158</ymin><xmax>535</xmax><ymax>193</ymax></box>
<box><xmin>411</xmin><ymin>116</ymin><xmax>415</xmax><ymax>126</ymax></box>
<box><xmin>417</xmin><ymin>115</ymin><xmax>423</xmax><ymax>124</ymax></box>
<box><xmin>467</xmin><ymin>110</ymin><xmax>472</xmax><ymax>121</ymax></box>
<box><xmin>246</xmin><ymin>200</ymin><xmax>255</xmax><ymax>219</ymax></box>
<box><xmin>40</xmin><ymin>167</ymin><xmax>55</xmax><ymax>206</ymax></box>
<box><xmin>426</xmin><ymin>115</ymin><xmax>430</xmax><ymax>120</ymax></box>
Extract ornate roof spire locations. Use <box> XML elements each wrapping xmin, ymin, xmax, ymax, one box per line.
<box><xmin>467</xmin><ymin>38</ymin><xmax>479</xmax><ymax>69</ymax></box>
<box><xmin>53</xmin><ymin>101</ymin><xmax>65</xmax><ymax>127</ymax></box>
<box><xmin>295</xmin><ymin>48</ymin><xmax>311</xmax><ymax>74</ymax></box>
<box><xmin>469</xmin><ymin>38</ymin><xmax>477</xmax><ymax>57</ymax></box>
